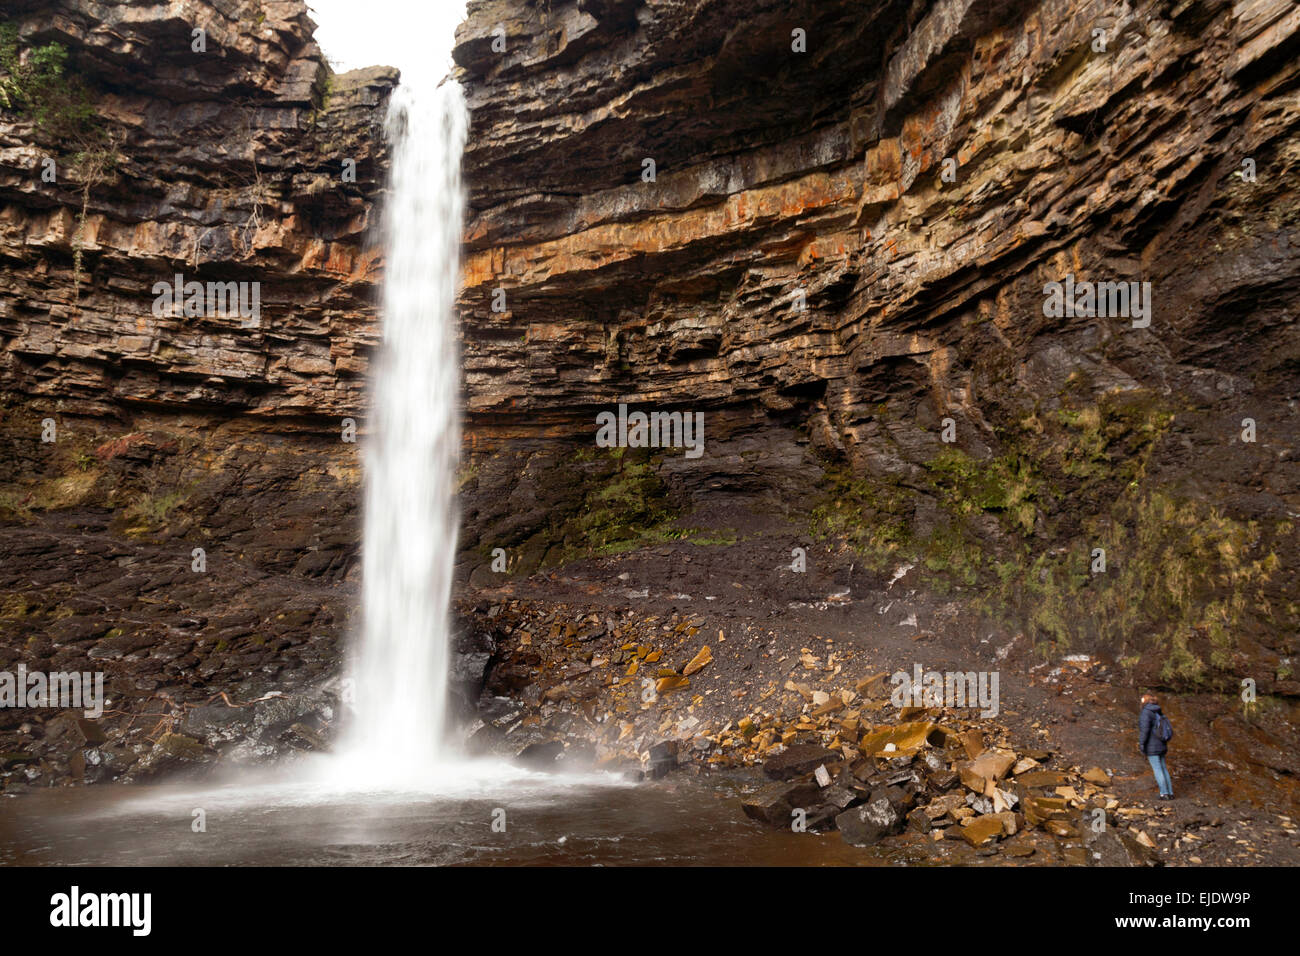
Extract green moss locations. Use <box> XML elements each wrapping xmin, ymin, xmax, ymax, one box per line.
<box><xmin>984</xmin><ymin>490</ymin><xmax>1288</xmax><ymax>687</ymax></box>
<box><xmin>305</xmin><ymin>70</ymin><xmax>335</xmax><ymax>129</ymax></box>
<box><xmin>127</xmin><ymin>491</ymin><xmax>185</xmax><ymax>526</ymax></box>
<box><xmin>0</xmin><ymin>593</ymin><xmax>29</xmax><ymax>618</ymax></box>
<box><xmin>1161</xmin><ymin>632</ymin><xmax>1207</xmax><ymax>685</ymax></box>
<box><xmin>805</xmin><ymin>388</ymin><xmax>1291</xmax><ymax>687</ymax></box>
<box><xmin>566</xmin><ymin>455</ymin><xmax>673</xmax><ymax>547</ymax></box>
<box><xmin>809</xmin><ymin>467</ymin><xmax>911</xmax><ymax>571</ymax></box>
<box><xmin>680</xmin><ymin>530</ymin><xmax>739</xmax><ymax>547</ymax></box>
<box><xmin>455</xmin><ymin>462</ymin><xmax>479</xmax><ymax>492</ymax></box>
<box><xmin>1052</xmin><ymin>392</ymin><xmax>1174</xmax><ymax>485</ymax></box>
<box><xmin>809</xmin><ymin>446</ymin><xmax>1042</xmax><ymax>574</ymax></box>
<box><xmin>122</xmin><ymin>482</ymin><xmax>197</xmax><ymax>534</ymax></box>
<box><xmin>923</xmin><ymin>447</ymin><xmax>1042</xmax><ymax>534</ymax></box>
<box><xmin>917</xmin><ymin>523</ymin><xmax>982</xmax><ymax>588</ymax></box>
<box><xmin>0</xmin><ymin>490</ymin><xmax>32</xmax><ymax>522</ymax></box>
<box><xmin>499</xmin><ymin>447</ymin><xmax>706</xmax><ymax>570</ymax></box>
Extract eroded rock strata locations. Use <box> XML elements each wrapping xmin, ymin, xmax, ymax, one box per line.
<box><xmin>451</xmin><ymin>0</ymin><xmax>1300</xmax><ymax>687</ymax></box>
<box><xmin>0</xmin><ymin>0</ymin><xmax>1297</xmax><ymax>859</ymax></box>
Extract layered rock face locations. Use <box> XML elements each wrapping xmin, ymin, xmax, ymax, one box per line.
<box><xmin>1</xmin><ymin>0</ymin><xmax>395</xmax><ymax>573</ymax></box>
<box><xmin>452</xmin><ymin>0</ymin><xmax>1299</xmax><ymax>687</ymax></box>
<box><xmin>1</xmin><ymin>0</ymin><xmax>392</xmax><ymax>419</ymax></box>
<box><xmin>0</xmin><ymin>1</ymin><xmax>396</xmax><ymax>785</ymax></box>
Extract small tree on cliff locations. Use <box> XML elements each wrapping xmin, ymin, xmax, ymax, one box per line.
<box><xmin>0</xmin><ymin>21</ymin><xmax>121</xmax><ymax>307</ymax></box>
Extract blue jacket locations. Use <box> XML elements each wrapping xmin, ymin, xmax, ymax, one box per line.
<box><xmin>1139</xmin><ymin>701</ymin><xmax>1168</xmax><ymax>756</ymax></box>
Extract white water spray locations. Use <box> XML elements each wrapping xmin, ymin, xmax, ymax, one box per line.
<box><xmin>334</xmin><ymin>80</ymin><xmax>468</xmax><ymax>781</ymax></box>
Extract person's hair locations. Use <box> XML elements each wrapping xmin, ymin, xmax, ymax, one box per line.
<box><xmin>1141</xmin><ymin>693</ymin><xmax>1157</xmax><ymax>703</ymax></box>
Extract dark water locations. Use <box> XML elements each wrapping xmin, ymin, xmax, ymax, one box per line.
<box><xmin>0</xmin><ymin>759</ymin><xmax>895</xmax><ymax>866</ymax></box>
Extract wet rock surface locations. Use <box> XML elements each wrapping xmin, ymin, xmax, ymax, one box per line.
<box><xmin>0</xmin><ymin>501</ymin><xmax>493</xmax><ymax>791</ymax></box>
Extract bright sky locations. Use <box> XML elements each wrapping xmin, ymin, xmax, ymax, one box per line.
<box><xmin>307</xmin><ymin>0</ymin><xmax>468</xmax><ymax>86</ymax></box>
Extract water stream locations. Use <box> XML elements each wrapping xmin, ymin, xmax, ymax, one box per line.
<box><xmin>330</xmin><ymin>79</ymin><xmax>467</xmax><ymax>784</ymax></box>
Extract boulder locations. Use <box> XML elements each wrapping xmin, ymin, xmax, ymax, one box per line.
<box><xmin>763</xmin><ymin>743</ymin><xmax>840</xmax><ymax>780</ymax></box>
<box><xmin>682</xmin><ymin>645</ymin><xmax>712</xmax><ymax>676</ymax></box>
<box><xmin>516</xmin><ymin>740</ymin><xmax>564</xmax><ymax>768</ymax></box>
<box><xmin>925</xmin><ymin>793</ymin><xmax>967</xmax><ymax>819</ymax></box>
<box><xmin>858</xmin><ymin>721</ymin><xmax>953</xmax><ymax>757</ymax></box>
<box><xmin>960</xmin><ymin>815</ymin><xmax>1005</xmax><ymax>846</ymax></box>
<box><xmin>959</xmin><ymin>749</ymin><xmax>1017</xmax><ymax>791</ymax></box>
<box><xmin>131</xmin><ymin>732</ymin><xmax>209</xmax><ymax>779</ymax></box>
<box><xmin>466</xmin><ymin>721</ymin><xmax>507</xmax><ymax>756</ymax></box>
<box><xmin>646</xmin><ymin>739</ymin><xmax>678</xmax><ymax>778</ymax></box>
<box><xmin>1089</xmin><ymin>828</ymin><xmax>1160</xmax><ymax>866</ymax></box>
<box><xmin>44</xmin><ymin>714</ymin><xmax>108</xmax><ymax>747</ymax></box>
<box><xmin>1022</xmin><ymin>794</ymin><xmax>1071</xmax><ymax>827</ymax></box>
<box><xmin>1045</xmin><ymin>819</ymin><xmax>1080</xmax><ymax>838</ymax></box>
<box><xmin>874</xmin><ymin>784</ymin><xmax>917</xmax><ymax>813</ymax></box>
<box><xmin>1016</xmin><ymin>769</ymin><xmax>1074</xmax><ymax>788</ymax></box>
<box><xmin>960</xmin><ymin>729</ymin><xmax>985</xmax><ymax>759</ymax></box>
<box><xmin>921</xmin><ymin>751</ymin><xmax>948</xmax><ymax>773</ymax></box>
<box><xmin>836</xmin><ymin>796</ymin><xmax>902</xmax><ymax>847</ymax></box>
<box><xmin>803</xmin><ymin>804</ymin><xmax>842</xmax><ymax>831</ymax></box>
<box><xmin>928</xmin><ymin>769</ymin><xmax>959</xmax><ymax>790</ymax></box>
<box><xmin>821</xmin><ymin>784</ymin><xmax>858</xmax><ymax>809</ymax></box>
<box><xmin>1082</xmin><ymin>767</ymin><xmax>1112</xmax><ymax>787</ymax></box>
<box><xmin>742</xmin><ymin>780</ymin><xmax>821</xmax><ymax>827</ymax></box>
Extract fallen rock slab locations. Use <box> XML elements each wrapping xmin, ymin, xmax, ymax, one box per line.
<box><xmin>836</xmin><ymin>796</ymin><xmax>902</xmax><ymax>847</ymax></box>
<box><xmin>742</xmin><ymin>780</ymin><xmax>821</xmax><ymax>827</ymax></box>
<box><xmin>763</xmin><ymin>743</ymin><xmax>840</xmax><ymax>780</ymax></box>
<box><xmin>960</xmin><ymin>814</ymin><xmax>1005</xmax><ymax>846</ymax></box>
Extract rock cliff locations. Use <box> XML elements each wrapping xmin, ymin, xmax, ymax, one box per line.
<box><xmin>451</xmin><ymin>0</ymin><xmax>1300</xmax><ymax>691</ymax></box>
<box><xmin>1</xmin><ymin>1</ymin><xmax>394</xmax><ymax>581</ymax></box>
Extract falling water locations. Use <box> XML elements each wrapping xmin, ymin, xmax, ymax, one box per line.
<box><xmin>334</xmin><ymin>80</ymin><xmax>468</xmax><ymax>781</ymax></box>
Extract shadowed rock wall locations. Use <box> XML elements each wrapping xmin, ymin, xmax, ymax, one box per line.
<box><xmin>451</xmin><ymin>0</ymin><xmax>1299</xmax><ymax>686</ymax></box>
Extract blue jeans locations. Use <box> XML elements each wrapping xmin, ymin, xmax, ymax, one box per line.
<box><xmin>1148</xmin><ymin>754</ymin><xmax>1173</xmax><ymax>796</ymax></box>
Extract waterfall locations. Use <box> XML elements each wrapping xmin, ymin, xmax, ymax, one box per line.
<box><xmin>334</xmin><ymin>79</ymin><xmax>468</xmax><ymax>781</ymax></box>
